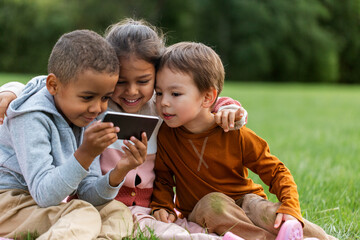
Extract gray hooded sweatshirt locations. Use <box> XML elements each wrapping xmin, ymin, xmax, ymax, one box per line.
<box><xmin>0</xmin><ymin>76</ymin><xmax>121</xmax><ymax>207</ymax></box>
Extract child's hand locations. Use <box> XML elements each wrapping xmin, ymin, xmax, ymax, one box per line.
<box><xmin>109</xmin><ymin>132</ymin><xmax>148</xmax><ymax>186</ymax></box>
<box><xmin>75</xmin><ymin>121</ymin><xmax>119</xmax><ymax>169</ymax></box>
<box><xmin>274</xmin><ymin>213</ymin><xmax>298</xmax><ymax>229</ymax></box>
<box><xmin>116</xmin><ymin>132</ymin><xmax>148</xmax><ymax>172</ymax></box>
<box><xmin>0</xmin><ymin>91</ymin><xmax>17</xmax><ymax>125</ymax></box>
<box><xmin>214</xmin><ymin>106</ymin><xmax>246</xmax><ymax>132</ymax></box>
<box><xmin>153</xmin><ymin>209</ymin><xmax>176</xmax><ymax>223</ymax></box>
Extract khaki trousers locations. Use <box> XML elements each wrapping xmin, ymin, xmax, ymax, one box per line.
<box><xmin>188</xmin><ymin>192</ymin><xmax>336</xmax><ymax>240</ymax></box>
<box><xmin>0</xmin><ymin>189</ymin><xmax>133</xmax><ymax>240</ymax></box>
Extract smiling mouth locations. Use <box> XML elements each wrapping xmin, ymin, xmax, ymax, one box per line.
<box><xmin>122</xmin><ymin>98</ymin><xmax>141</xmax><ymax>105</ymax></box>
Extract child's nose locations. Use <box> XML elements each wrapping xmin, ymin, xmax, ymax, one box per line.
<box><xmin>89</xmin><ymin>100</ymin><xmax>102</xmax><ymax>113</ymax></box>
<box><xmin>160</xmin><ymin>95</ymin><xmax>170</xmax><ymax>107</ymax></box>
<box><xmin>127</xmin><ymin>84</ymin><xmax>138</xmax><ymax>95</ymax></box>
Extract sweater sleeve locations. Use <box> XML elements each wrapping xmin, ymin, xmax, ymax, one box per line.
<box><xmin>240</xmin><ymin>127</ymin><xmax>304</xmax><ymax>225</ymax></box>
<box><xmin>0</xmin><ymin>82</ymin><xmax>25</xmax><ymax>97</ymax></box>
<box><xmin>150</xmin><ymin>127</ymin><xmax>177</xmax><ymax>217</ymax></box>
<box><xmin>9</xmin><ymin>112</ymin><xmax>88</xmax><ymax>207</ymax></box>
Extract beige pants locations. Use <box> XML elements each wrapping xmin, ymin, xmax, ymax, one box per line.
<box><xmin>188</xmin><ymin>192</ymin><xmax>336</xmax><ymax>240</ymax></box>
<box><xmin>0</xmin><ymin>189</ymin><xmax>133</xmax><ymax>240</ymax></box>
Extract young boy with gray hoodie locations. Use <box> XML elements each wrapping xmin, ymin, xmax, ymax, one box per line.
<box><xmin>0</xmin><ymin>30</ymin><xmax>146</xmax><ymax>239</ymax></box>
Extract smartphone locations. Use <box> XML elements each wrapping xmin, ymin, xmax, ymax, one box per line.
<box><xmin>102</xmin><ymin>111</ymin><xmax>160</xmax><ymax>140</ymax></box>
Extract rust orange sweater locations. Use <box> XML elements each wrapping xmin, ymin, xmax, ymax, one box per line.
<box><xmin>151</xmin><ymin>123</ymin><xmax>303</xmax><ymax>225</ymax></box>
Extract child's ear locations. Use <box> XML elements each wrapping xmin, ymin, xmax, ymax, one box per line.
<box><xmin>46</xmin><ymin>73</ymin><xmax>60</xmax><ymax>96</ymax></box>
<box><xmin>202</xmin><ymin>87</ymin><xmax>217</xmax><ymax>108</ymax></box>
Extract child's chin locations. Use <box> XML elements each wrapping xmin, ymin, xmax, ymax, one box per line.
<box><xmin>165</xmin><ymin>121</ymin><xmax>181</xmax><ymax>128</ymax></box>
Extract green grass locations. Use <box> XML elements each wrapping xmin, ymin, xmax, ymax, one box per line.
<box><xmin>0</xmin><ymin>73</ymin><xmax>36</xmax><ymax>85</ymax></box>
<box><xmin>1</xmin><ymin>74</ymin><xmax>359</xmax><ymax>239</ymax></box>
<box><xmin>221</xmin><ymin>81</ymin><xmax>360</xmax><ymax>239</ymax></box>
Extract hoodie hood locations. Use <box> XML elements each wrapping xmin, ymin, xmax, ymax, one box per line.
<box><xmin>6</xmin><ymin>76</ymin><xmax>63</xmax><ymax>121</ymax></box>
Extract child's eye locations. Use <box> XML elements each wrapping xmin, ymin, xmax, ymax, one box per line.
<box><xmin>155</xmin><ymin>92</ymin><xmax>162</xmax><ymax>96</ymax></box>
<box><xmin>138</xmin><ymin>80</ymin><xmax>150</xmax><ymax>84</ymax></box>
<box><xmin>172</xmin><ymin>92</ymin><xmax>181</xmax><ymax>97</ymax></box>
<box><xmin>117</xmin><ymin>81</ymin><xmax>126</xmax><ymax>85</ymax></box>
<box><xmin>101</xmin><ymin>96</ymin><xmax>111</xmax><ymax>102</ymax></box>
<box><xmin>81</xmin><ymin>96</ymin><xmax>93</xmax><ymax>100</ymax></box>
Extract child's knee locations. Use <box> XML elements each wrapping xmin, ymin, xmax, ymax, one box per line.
<box><xmin>66</xmin><ymin>199</ymin><xmax>102</xmax><ymax>221</ymax></box>
<box><xmin>242</xmin><ymin>193</ymin><xmax>279</xmax><ymax>211</ymax></box>
<box><xmin>241</xmin><ymin>193</ymin><xmax>279</xmax><ymax>228</ymax></box>
<box><xmin>98</xmin><ymin>199</ymin><xmax>132</xmax><ymax>219</ymax></box>
<box><xmin>198</xmin><ymin>192</ymin><xmax>234</xmax><ymax>216</ymax></box>
<box><xmin>98</xmin><ymin>200</ymin><xmax>133</xmax><ymax>236</ymax></box>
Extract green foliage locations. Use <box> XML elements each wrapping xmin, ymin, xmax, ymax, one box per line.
<box><xmin>0</xmin><ymin>0</ymin><xmax>74</xmax><ymax>73</ymax></box>
<box><xmin>123</xmin><ymin>226</ymin><xmax>160</xmax><ymax>240</ymax></box>
<box><xmin>159</xmin><ymin>0</ymin><xmax>339</xmax><ymax>83</ymax></box>
<box><xmin>0</xmin><ymin>0</ymin><xmax>359</xmax><ymax>83</ymax></box>
<box><xmin>13</xmin><ymin>230</ymin><xmax>39</xmax><ymax>240</ymax></box>
<box><xmin>319</xmin><ymin>0</ymin><xmax>360</xmax><ymax>83</ymax></box>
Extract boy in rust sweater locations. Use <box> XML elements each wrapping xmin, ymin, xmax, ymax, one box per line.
<box><xmin>150</xmin><ymin>42</ymin><xmax>336</xmax><ymax>240</ymax></box>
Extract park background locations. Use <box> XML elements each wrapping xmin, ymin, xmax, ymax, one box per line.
<box><xmin>0</xmin><ymin>0</ymin><xmax>359</xmax><ymax>239</ymax></box>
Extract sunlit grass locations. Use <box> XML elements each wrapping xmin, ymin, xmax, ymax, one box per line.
<box><xmin>221</xmin><ymin>81</ymin><xmax>360</xmax><ymax>239</ymax></box>
<box><xmin>0</xmin><ymin>73</ymin><xmax>35</xmax><ymax>85</ymax></box>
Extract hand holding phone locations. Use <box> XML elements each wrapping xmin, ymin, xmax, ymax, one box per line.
<box><xmin>102</xmin><ymin>111</ymin><xmax>159</xmax><ymax>140</ymax></box>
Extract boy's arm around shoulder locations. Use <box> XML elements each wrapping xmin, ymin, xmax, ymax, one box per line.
<box><xmin>8</xmin><ymin>112</ymin><xmax>89</xmax><ymax>207</ymax></box>
<box><xmin>239</xmin><ymin>127</ymin><xmax>303</xmax><ymax>225</ymax></box>
<box><xmin>150</xmin><ymin>123</ymin><xmax>177</xmax><ymax>218</ymax></box>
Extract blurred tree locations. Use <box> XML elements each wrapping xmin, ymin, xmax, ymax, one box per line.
<box><xmin>158</xmin><ymin>0</ymin><xmax>339</xmax><ymax>82</ymax></box>
<box><xmin>0</xmin><ymin>0</ymin><xmax>159</xmax><ymax>74</ymax></box>
<box><xmin>0</xmin><ymin>0</ymin><xmax>359</xmax><ymax>83</ymax></box>
<box><xmin>319</xmin><ymin>0</ymin><xmax>360</xmax><ymax>83</ymax></box>
<box><xmin>0</xmin><ymin>0</ymin><xmax>75</xmax><ymax>73</ymax></box>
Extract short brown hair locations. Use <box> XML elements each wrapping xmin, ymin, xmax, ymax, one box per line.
<box><xmin>158</xmin><ymin>42</ymin><xmax>224</xmax><ymax>98</ymax></box>
<box><xmin>105</xmin><ymin>18</ymin><xmax>165</xmax><ymax>69</ymax></box>
<box><xmin>48</xmin><ymin>29</ymin><xmax>119</xmax><ymax>84</ymax></box>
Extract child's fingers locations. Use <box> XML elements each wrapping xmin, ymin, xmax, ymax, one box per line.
<box><xmin>274</xmin><ymin>213</ymin><xmax>284</xmax><ymax>229</ymax></box>
<box><xmin>122</xmin><ymin>138</ymin><xmax>146</xmax><ymax>164</ymax></box>
<box><xmin>214</xmin><ymin>112</ymin><xmax>222</xmax><ymax>125</ymax></box>
<box><xmin>141</xmin><ymin>132</ymin><xmax>148</xmax><ymax>146</ymax></box>
<box><xmin>235</xmin><ymin>107</ymin><xmax>245</xmax><ymax>120</ymax></box>
<box><xmin>228</xmin><ymin>112</ymin><xmax>236</xmax><ymax>129</ymax></box>
<box><xmin>154</xmin><ymin>209</ymin><xmax>171</xmax><ymax>223</ymax></box>
<box><xmin>221</xmin><ymin>111</ymin><xmax>230</xmax><ymax>132</ymax></box>
<box><xmin>0</xmin><ymin>92</ymin><xmax>17</xmax><ymax>122</ymax></box>
<box><xmin>86</xmin><ymin>122</ymin><xmax>119</xmax><ymax>138</ymax></box>
<box><xmin>283</xmin><ymin>214</ymin><xmax>297</xmax><ymax>222</ymax></box>
<box><xmin>96</xmin><ymin>132</ymin><xmax>119</xmax><ymax>147</ymax></box>
<box><xmin>126</xmin><ymin>135</ymin><xmax>147</xmax><ymax>157</ymax></box>
<box><xmin>85</xmin><ymin>124</ymin><xmax>119</xmax><ymax>148</ymax></box>
<box><xmin>0</xmin><ymin>107</ymin><xmax>8</xmax><ymax>125</ymax></box>
<box><xmin>138</xmin><ymin>133</ymin><xmax>148</xmax><ymax>159</ymax></box>
<box><xmin>168</xmin><ymin>213</ymin><xmax>176</xmax><ymax>223</ymax></box>
<box><xmin>87</xmin><ymin>121</ymin><xmax>116</xmax><ymax>133</ymax></box>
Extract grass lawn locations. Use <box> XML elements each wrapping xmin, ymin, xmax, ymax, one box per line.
<box><xmin>0</xmin><ymin>73</ymin><xmax>36</xmax><ymax>85</ymax></box>
<box><xmin>221</xmin><ymin>81</ymin><xmax>360</xmax><ymax>239</ymax></box>
<box><xmin>1</xmin><ymin>73</ymin><xmax>359</xmax><ymax>239</ymax></box>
